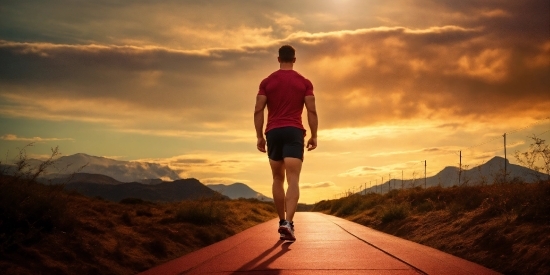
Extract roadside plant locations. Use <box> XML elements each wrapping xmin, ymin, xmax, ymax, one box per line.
<box><xmin>0</xmin><ymin>144</ymin><xmax>74</xmax><ymax>253</ymax></box>
<box><xmin>514</xmin><ymin>135</ymin><xmax>550</xmax><ymax>181</ymax></box>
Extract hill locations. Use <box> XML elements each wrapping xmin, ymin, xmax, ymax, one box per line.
<box><xmin>0</xmin><ymin>174</ymin><xmax>277</xmax><ymax>274</ymax></box>
<box><xmin>57</xmin><ymin>174</ymin><xmax>222</xmax><ymax>202</ymax></box>
<box><xmin>207</xmin><ymin>182</ymin><xmax>273</xmax><ymax>201</ymax></box>
<box><xmin>361</xmin><ymin>156</ymin><xmax>548</xmax><ymax>194</ymax></box>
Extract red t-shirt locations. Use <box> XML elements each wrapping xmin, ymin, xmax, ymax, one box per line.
<box><xmin>258</xmin><ymin>69</ymin><xmax>314</xmax><ymax>134</ymax></box>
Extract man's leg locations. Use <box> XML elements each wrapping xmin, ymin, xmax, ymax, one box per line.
<box><xmin>269</xmin><ymin>159</ymin><xmax>286</xmax><ymax>221</ymax></box>
<box><xmin>283</xmin><ymin>157</ymin><xmax>302</xmax><ymax>222</ymax></box>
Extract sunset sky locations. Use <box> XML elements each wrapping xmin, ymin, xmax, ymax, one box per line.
<box><xmin>1</xmin><ymin>0</ymin><xmax>549</xmax><ymax>203</ymax></box>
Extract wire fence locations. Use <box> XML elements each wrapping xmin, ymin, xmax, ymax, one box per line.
<box><xmin>332</xmin><ymin>116</ymin><xmax>550</xmax><ymax>199</ymax></box>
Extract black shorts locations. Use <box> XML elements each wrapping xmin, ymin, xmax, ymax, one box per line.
<box><xmin>266</xmin><ymin>127</ymin><xmax>305</xmax><ymax>161</ymax></box>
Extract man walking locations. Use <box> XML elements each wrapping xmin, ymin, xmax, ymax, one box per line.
<box><xmin>254</xmin><ymin>45</ymin><xmax>318</xmax><ymax>241</ymax></box>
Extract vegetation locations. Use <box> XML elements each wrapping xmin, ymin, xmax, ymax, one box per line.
<box><xmin>313</xmin><ymin>182</ymin><xmax>550</xmax><ymax>275</ymax></box>
<box><xmin>2</xmin><ymin>138</ymin><xmax>548</xmax><ymax>274</ymax></box>
<box><xmin>0</xmin><ymin>147</ymin><xmax>277</xmax><ymax>275</ymax></box>
<box><xmin>515</xmin><ymin>135</ymin><xmax>550</xmax><ymax>181</ymax></box>
<box><xmin>0</xmin><ymin>179</ymin><xmax>277</xmax><ymax>274</ymax></box>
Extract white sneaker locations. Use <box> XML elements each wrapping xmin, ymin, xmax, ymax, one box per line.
<box><xmin>278</xmin><ymin>221</ymin><xmax>296</xmax><ymax>241</ymax></box>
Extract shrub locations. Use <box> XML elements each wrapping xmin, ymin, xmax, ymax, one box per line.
<box><xmin>0</xmin><ymin>146</ymin><xmax>74</xmax><ymax>253</ymax></box>
<box><xmin>120</xmin><ymin>198</ymin><xmax>151</xmax><ymax>205</ymax></box>
<box><xmin>329</xmin><ymin>198</ymin><xmax>345</xmax><ymax>214</ymax></box>
<box><xmin>136</xmin><ymin>209</ymin><xmax>153</xmax><ymax>217</ymax></box>
<box><xmin>312</xmin><ymin>200</ymin><xmax>332</xmax><ymax>212</ymax></box>
<box><xmin>195</xmin><ymin>228</ymin><xmax>228</xmax><ymax>245</ymax></box>
<box><xmin>335</xmin><ymin>195</ymin><xmax>363</xmax><ymax>216</ymax></box>
<box><xmin>0</xmin><ymin>179</ymin><xmax>73</xmax><ymax>251</ymax></box>
<box><xmin>380</xmin><ymin>204</ymin><xmax>408</xmax><ymax>223</ymax></box>
<box><xmin>145</xmin><ymin>238</ymin><xmax>167</xmax><ymax>258</ymax></box>
<box><xmin>120</xmin><ymin>212</ymin><xmax>133</xmax><ymax>226</ymax></box>
<box><xmin>415</xmin><ymin>199</ymin><xmax>435</xmax><ymax>213</ymax></box>
<box><xmin>175</xmin><ymin>200</ymin><xmax>228</xmax><ymax>225</ymax></box>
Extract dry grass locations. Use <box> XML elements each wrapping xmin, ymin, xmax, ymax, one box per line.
<box><xmin>0</xmin><ymin>175</ymin><xmax>277</xmax><ymax>275</ymax></box>
<box><xmin>312</xmin><ymin>182</ymin><xmax>550</xmax><ymax>275</ymax></box>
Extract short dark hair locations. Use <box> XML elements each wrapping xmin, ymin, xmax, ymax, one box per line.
<box><xmin>278</xmin><ymin>45</ymin><xmax>295</xmax><ymax>62</ymax></box>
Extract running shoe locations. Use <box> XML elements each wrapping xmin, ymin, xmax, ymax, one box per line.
<box><xmin>278</xmin><ymin>220</ymin><xmax>296</xmax><ymax>241</ymax></box>
<box><xmin>279</xmin><ymin>220</ymin><xmax>286</xmax><ymax>240</ymax></box>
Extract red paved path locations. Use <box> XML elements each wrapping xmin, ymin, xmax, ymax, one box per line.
<box><xmin>139</xmin><ymin>212</ymin><xmax>500</xmax><ymax>275</ymax></box>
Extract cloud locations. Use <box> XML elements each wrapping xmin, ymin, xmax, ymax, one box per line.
<box><xmin>302</xmin><ymin>181</ymin><xmax>336</xmax><ymax>189</ymax></box>
<box><xmin>172</xmin><ymin>159</ymin><xmax>209</xmax><ymax>164</ymax></box>
<box><xmin>2</xmin><ymin>3</ymin><xmax>549</xmax><ymax>133</ymax></box>
<box><xmin>338</xmin><ymin>166</ymin><xmax>379</xmax><ymax>177</ymax></box>
<box><xmin>33</xmin><ymin>153</ymin><xmax>182</xmax><ymax>182</ymax></box>
<box><xmin>371</xmin><ymin>147</ymin><xmax>445</xmax><ymax>157</ymax></box>
<box><xmin>135</xmin><ymin>152</ymin><xmax>264</xmax><ymax>179</ymax></box>
<box><xmin>1</xmin><ymin>134</ymin><xmax>73</xmax><ymax>142</ymax></box>
<box><xmin>201</xmin><ymin>177</ymin><xmax>251</xmax><ymax>184</ymax></box>
<box><xmin>1</xmin><ymin>0</ymin><xmax>548</xmax><ymax>203</ymax></box>
<box><xmin>338</xmin><ymin>160</ymin><xmax>431</xmax><ymax>178</ymax></box>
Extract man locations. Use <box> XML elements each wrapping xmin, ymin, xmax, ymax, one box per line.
<box><xmin>254</xmin><ymin>45</ymin><xmax>318</xmax><ymax>241</ymax></box>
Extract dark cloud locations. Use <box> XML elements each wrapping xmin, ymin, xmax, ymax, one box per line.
<box><xmin>0</xmin><ymin>0</ymin><xmax>548</xmax><ymax>133</ymax></box>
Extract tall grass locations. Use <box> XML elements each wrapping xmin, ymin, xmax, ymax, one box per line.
<box><xmin>175</xmin><ymin>198</ymin><xmax>229</xmax><ymax>225</ymax></box>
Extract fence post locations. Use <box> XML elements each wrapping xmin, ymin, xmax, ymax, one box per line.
<box><xmin>503</xmin><ymin>133</ymin><xmax>507</xmax><ymax>183</ymax></box>
<box><xmin>459</xmin><ymin>150</ymin><xmax>462</xmax><ymax>186</ymax></box>
<box><xmin>424</xmin><ymin>160</ymin><xmax>427</xmax><ymax>189</ymax></box>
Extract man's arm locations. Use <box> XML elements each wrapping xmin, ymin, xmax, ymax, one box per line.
<box><xmin>305</xmin><ymin>95</ymin><xmax>318</xmax><ymax>151</ymax></box>
<box><xmin>254</xmin><ymin>95</ymin><xmax>268</xmax><ymax>152</ymax></box>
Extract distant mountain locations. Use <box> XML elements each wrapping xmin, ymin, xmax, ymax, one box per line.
<box><xmin>49</xmin><ymin>173</ymin><xmax>123</xmax><ymax>185</ymax></box>
<box><xmin>59</xmin><ymin>173</ymin><xmax>222</xmax><ymax>202</ymax></box>
<box><xmin>28</xmin><ymin>153</ymin><xmax>180</xmax><ymax>183</ymax></box>
<box><xmin>360</xmin><ymin>156</ymin><xmax>548</xmax><ymax>194</ymax></box>
<box><xmin>207</xmin><ymin>183</ymin><xmax>273</xmax><ymax>202</ymax></box>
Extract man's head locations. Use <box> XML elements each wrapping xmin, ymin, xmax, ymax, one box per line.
<box><xmin>278</xmin><ymin>45</ymin><xmax>296</xmax><ymax>63</ymax></box>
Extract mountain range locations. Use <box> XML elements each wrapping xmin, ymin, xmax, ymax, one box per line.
<box><xmin>48</xmin><ymin>173</ymin><xmax>274</xmax><ymax>203</ymax></box>
<box><xmin>207</xmin><ymin>183</ymin><xmax>273</xmax><ymax>202</ymax></box>
<box><xmin>55</xmin><ymin>174</ymin><xmax>222</xmax><ymax>202</ymax></box>
<box><xmin>1</xmin><ymin>153</ymin><xmax>272</xmax><ymax>202</ymax></box>
<box><xmin>359</xmin><ymin>156</ymin><xmax>548</xmax><ymax>194</ymax></box>
<box><xmin>3</xmin><ymin>153</ymin><xmax>546</xmax><ymax>201</ymax></box>
<box><xmin>32</xmin><ymin>153</ymin><xmax>180</xmax><ymax>183</ymax></box>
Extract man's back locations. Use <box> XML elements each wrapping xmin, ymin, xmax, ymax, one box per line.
<box><xmin>259</xmin><ymin>70</ymin><xmax>313</xmax><ymax>133</ymax></box>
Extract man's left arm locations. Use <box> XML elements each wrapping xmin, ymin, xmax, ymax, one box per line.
<box><xmin>254</xmin><ymin>95</ymin><xmax>267</xmax><ymax>152</ymax></box>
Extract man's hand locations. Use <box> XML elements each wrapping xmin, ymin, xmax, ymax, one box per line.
<box><xmin>306</xmin><ymin>137</ymin><xmax>317</xmax><ymax>151</ymax></box>
<box><xmin>257</xmin><ymin>137</ymin><xmax>266</xmax><ymax>153</ymax></box>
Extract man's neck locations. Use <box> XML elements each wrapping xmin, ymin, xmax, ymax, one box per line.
<box><xmin>279</xmin><ymin>63</ymin><xmax>294</xmax><ymax>70</ymax></box>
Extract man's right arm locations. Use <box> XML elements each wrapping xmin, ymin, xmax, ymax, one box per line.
<box><xmin>305</xmin><ymin>95</ymin><xmax>318</xmax><ymax>151</ymax></box>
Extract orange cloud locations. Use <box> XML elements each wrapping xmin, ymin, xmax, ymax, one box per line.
<box><xmin>1</xmin><ymin>134</ymin><xmax>73</xmax><ymax>142</ymax></box>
